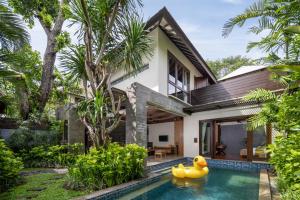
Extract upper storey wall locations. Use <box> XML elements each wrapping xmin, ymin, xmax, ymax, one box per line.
<box><xmin>111</xmin><ymin>27</ymin><xmax>204</xmax><ymax>98</ymax></box>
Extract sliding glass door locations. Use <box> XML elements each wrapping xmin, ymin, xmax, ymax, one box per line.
<box><xmin>199</xmin><ymin>121</ymin><xmax>212</xmax><ymax>156</ymax></box>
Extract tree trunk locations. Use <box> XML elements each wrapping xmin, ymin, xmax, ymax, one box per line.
<box><xmin>38</xmin><ymin>36</ymin><xmax>56</xmax><ymax>112</ymax></box>
<box><xmin>16</xmin><ymin>87</ymin><xmax>30</xmax><ymax>120</ymax></box>
<box><xmin>37</xmin><ymin>0</ymin><xmax>65</xmax><ymax>113</ymax></box>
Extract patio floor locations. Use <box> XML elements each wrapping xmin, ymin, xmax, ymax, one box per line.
<box><xmin>147</xmin><ymin>155</ymin><xmax>183</xmax><ymax>166</ymax></box>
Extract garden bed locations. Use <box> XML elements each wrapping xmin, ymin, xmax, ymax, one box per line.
<box><xmin>0</xmin><ymin>169</ymin><xmax>88</xmax><ymax>200</ymax></box>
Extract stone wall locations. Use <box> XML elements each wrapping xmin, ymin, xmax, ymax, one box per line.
<box><xmin>126</xmin><ymin>82</ymin><xmax>188</xmax><ymax>147</ymax></box>
<box><xmin>67</xmin><ymin>107</ymin><xmax>85</xmax><ymax>144</ymax></box>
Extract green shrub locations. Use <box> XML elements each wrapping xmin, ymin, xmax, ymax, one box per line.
<box><xmin>281</xmin><ymin>188</ymin><xmax>300</xmax><ymax>200</ymax></box>
<box><xmin>269</xmin><ymin>132</ymin><xmax>300</xmax><ymax>191</ymax></box>
<box><xmin>19</xmin><ymin>143</ymin><xmax>83</xmax><ymax>168</ymax></box>
<box><xmin>6</xmin><ymin>128</ymin><xmax>62</xmax><ymax>152</ymax></box>
<box><xmin>0</xmin><ymin>139</ymin><xmax>23</xmax><ymax>192</ymax></box>
<box><xmin>67</xmin><ymin>143</ymin><xmax>147</xmax><ymax>190</ymax></box>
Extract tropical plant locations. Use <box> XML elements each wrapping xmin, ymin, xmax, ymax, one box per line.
<box><xmin>66</xmin><ymin>0</ymin><xmax>152</xmax><ymax>148</ymax></box>
<box><xmin>60</xmin><ymin>45</ymin><xmax>88</xmax><ymax>97</ymax></box>
<box><xmin>223</xmin><ymin>0</ymin><xmax>300</xmax><ymax>61</ymax></box>
<box><xmin>269</xmin><ymin>133</ymin><xmax>300</xmax><ymax>192</ymax></box>
<box><xmin>8</xmin><ymin>0</ymin><xmax>71</xmax><ymax>113</ymax></box>
<box><xmin>0</xmin><ymin>44</ymin><xmax>81</xmax><ymax>120</ymax></box>
<box><xmin>281</xmin><ymin>188</ymin><xmax>300</xmax><ymax>200</ymax></box>
<box><xmin>244</xmin><ymin>70</ymin><xmax>300</xmax><ymax>132</ymax></box>
<box><xmin>0</xmin><ymin>45</ymin><xmax>42</xmax><ymax>119</ymax></box>
<box><xmin>6</xmin><ymin>127</ymin><xmax>62</xmax><ymax>153</ymax></box>
<box><xmin>67</xmin><ymin>143</ymin><xmax>147</xmax><ymax>190</ymax></box>
<box><xmin>18</xmin><ymin>143</ymin><xmax>83</xmax><ymax>168</ymax></box>
<box><xmin>0</xmin><ymin>139</ymin><xmax>23</xmax><ymax>192</ymax></box>
<box><xmin>206</xmin><ymin>55</ymin><xmax>256</xmax><ymax>78</ymax></box>
<box><xmin>0</xmin><ymin>0</ymin><xmax>29</xmax><ymax>50</ymax></box>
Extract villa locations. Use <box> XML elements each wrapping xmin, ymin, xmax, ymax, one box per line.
<box><xmin>64</xmin><ymin>7</ymin><xmax>284</xmax><ymax>163</ymax></box>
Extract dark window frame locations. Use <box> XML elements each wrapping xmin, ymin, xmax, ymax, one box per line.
<box><xmin>167</xmin><ymin>52</ymin><xmax>190</xmax><ymax>103</ymax></box>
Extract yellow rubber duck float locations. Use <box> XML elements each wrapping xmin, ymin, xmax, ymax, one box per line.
<box><xmin>172</xmin><ymin>156</ymin><xmax>209</xmax><ymax>179</ymax></box>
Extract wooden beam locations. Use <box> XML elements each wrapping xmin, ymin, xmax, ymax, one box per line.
<box><xmin>212</xmin><ymin>121</ymin><xmax>217</xmax><ymax>158</ymax></box>
<box><xmin>247</xmin><ymin>129</ymin><xmax>253</xmax><ymax>161</ymax></box>
<box><xmin>147</xmin><ymin>117</ymin><xmax>180</xmax><ymax>124</ymax></box>
<box><xmin>175</xmin><ymin>120</ymin><xmax>183</xmax><ymax>156</ymax></box>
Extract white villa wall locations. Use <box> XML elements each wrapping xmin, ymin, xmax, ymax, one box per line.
<box><xmin>111</xmin><ymin>27</ymin><xmax>203</xmax><ymax>98</ymax></box>
<box><xmin>183</xmin><ymin>105</ymin><xmax>262</xmax><ymax>157</ymax></box>
<box><xmin>157</xmin><ymin>28</ymin><xmax>202</xmax><ymax>96</ymax></box>
<box><xmin>111</xmin><ymin>28</ymin><xmax>160</xmax><ymax>92</ymax></box>
<box><xmin>148</xmin><ymin>122</ymin><xmax>175</xmax><ymax>147</ymax></box>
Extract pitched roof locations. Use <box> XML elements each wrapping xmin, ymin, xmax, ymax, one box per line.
<box><xmin>184</xmin><ymin>68</ymin><xmax>284</xmax><ymax>113</ymax></box>
<box><xmin>219</xmin><ymin>65</ymin><xmax>268</xmax><ymax>81</ymax></box>
<box><xmin>145</xmin><ymin>7</ymin><xmax>217</xmax><ymax>84</ymax></box>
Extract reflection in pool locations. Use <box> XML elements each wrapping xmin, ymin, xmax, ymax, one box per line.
<box><xmin>119</xmin><ymin>168</ymin><xmax>259</xmax><ymax>200</ymax></box>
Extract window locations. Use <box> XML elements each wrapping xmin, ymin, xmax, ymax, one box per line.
<box><xmin>159</xmin><ymin>135</ymin><xmax>169</xmax><ymax>142</ymax></box>
<box><xmin>168</xmin><ymin>53</ymin><xmax>190</xmax><ymax>103</ymax></box>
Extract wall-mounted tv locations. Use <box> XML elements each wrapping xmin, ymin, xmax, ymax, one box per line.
<box><xmin>159</xmin><ymin>135</ymin><xmax>168</xmax><ymax>142</ymax></box>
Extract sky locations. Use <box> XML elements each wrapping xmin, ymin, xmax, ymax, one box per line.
<box><xmin>28</xmin><ymin>0</ymin><xmax>267</xmax><ymax>61</ymax></box>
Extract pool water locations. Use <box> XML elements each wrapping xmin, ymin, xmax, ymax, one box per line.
<box><xmin>120</xmin><ymin>168</ymin><xmax>259</xmax><ymax>200</ymax></box>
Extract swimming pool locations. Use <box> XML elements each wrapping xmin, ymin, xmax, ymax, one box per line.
<box><xmin>119</xmin><ymin>168</ymin><xmax>259</xmax><ymax>200</ymax></box>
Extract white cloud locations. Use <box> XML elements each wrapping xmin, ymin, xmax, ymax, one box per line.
<box><xmin>222</xmin><ymin>0</ymin><xmax>243</xmax><ymax>5</ymax></box>
<box><xmin>176</xmin><ymin>20</ymin><xmax>267</xmax><ymax>60</ymax></box>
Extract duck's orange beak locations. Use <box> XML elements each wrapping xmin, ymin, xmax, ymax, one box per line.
<box><xmin>197</xmin><ymin>160</ymin><xmax>207</xmax><ymax>167</ymax></box>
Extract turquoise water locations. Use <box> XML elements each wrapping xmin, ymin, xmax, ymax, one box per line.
<box><xmin>122</xmin><ymin>168</ymin><xmax>259</xmax><ymax>200</ymax></box>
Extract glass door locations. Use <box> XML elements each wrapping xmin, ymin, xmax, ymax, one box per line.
<box><xmin>199</xmin><ymin>121</ymin><xmax>212</xmax><ymax>156</ymax></box>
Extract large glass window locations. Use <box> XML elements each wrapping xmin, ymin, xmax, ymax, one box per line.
<box><xmin>168</xmin><ymin>53</ymin><xmax>190</xmax><ymax>103</ymax></box>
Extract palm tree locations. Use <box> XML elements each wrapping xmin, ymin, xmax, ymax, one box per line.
<box><xmin>59</xmin><ymin>45</ymin><xmax>88</xmax><ymax>98</ymax></box>
<box><xmin>68</xmin><ymin>0</ymin><xmax>153</xmax><ymax>148</ymax></box>
<box><xmin>0</xmin><ymin>67</ymin><xmax>30</xmax><ymax>119</ymax></box>
<box><xmin>223</xmin><ymin>0</ymin><xmax>300</xmax><ymax>60</ymax></box>
<box><xmin>0</xmin><ymin>45</ymin><xmax>41</xmax><ymax>120</ymax></box>
<box><xmin>0</xmin><ymin>0</ymin><xmax>29</xmax><ymax>50</ymax></box>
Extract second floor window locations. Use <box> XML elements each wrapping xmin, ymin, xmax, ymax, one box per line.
<box><xmin>168</xmin><ymin>53</ymin><xmax>190</xmax><ymax>103</ymax></box>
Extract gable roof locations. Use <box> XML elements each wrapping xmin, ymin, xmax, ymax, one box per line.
<box><xmin>184</xmin><ymin>68</ymin><xmax>284</xmax><ymax>113</ymax></box>
<box><xmin>219</xmin><ymin>65</ymin><xmax>268</xmax><ymax>81</ymax></box>
<box><xmin>145</xmin><ymin>7</ymin><xmax>217</xmax><ymax>84</ymax></box>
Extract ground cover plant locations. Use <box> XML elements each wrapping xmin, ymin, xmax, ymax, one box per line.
<box><xmin>0</xmin><ymin>170</ymin><xmax>88</xmax><ymax>200</ymax></box>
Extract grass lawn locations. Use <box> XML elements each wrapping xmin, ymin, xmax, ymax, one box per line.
<box><xmin>0</xmin><ymin>170</ymin><xmax>89</xmax><ymax>200</ymax></box>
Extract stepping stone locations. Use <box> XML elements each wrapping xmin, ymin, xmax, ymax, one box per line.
<box><xmin>41</xmin><ymin>181</ymin><xmax>51</xmax><ymax>185</ymax></box>
<box><xmin>27</xmin><ymin>187</ymin><xmax>47</xmax><ymax>191</ymax></box>
<box><xmin>49</xmin><ymin>176</ymin><xmax>64</xmax><ymax>180</ymax></box>
<box><xmin>17</xmin><ymin>194</ymin><xmax>38</xmax><ymax>199</ymax></box>
<box><xmin>26</xmin><ymin>194</ymin><xmax>39</xmax><ymax>199</ymax></box>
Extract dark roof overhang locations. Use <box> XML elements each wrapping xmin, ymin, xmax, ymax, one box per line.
<box><xmin>145</xmin><ymin>7</ymin><xmax>217</xmax><ymax>84</ymax></box>
<box><xmin>184</xmin><ymin>88</ymin><xmax>285</xmax><ymax>114</ymax></box>
<box><xmin>183</xmin><ymin>97</ymin><xmax>259</xmax><ymax>114</ymax></box>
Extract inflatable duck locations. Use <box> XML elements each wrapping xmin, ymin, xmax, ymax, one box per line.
<box><xmin>172</xmin><ymin>156</ymin><xmax>209</xmax><ymax>179</ymax></box>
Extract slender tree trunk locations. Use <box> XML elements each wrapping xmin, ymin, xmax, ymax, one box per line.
<box><xmin>37</xmin><ymin>0</ymin><xmax>65</xmax><ymax>113</ymax></box>
<box><xmin>38</xmin><ymin>36</ymin><xmax>56</xmax><ymax>112</ymax></box>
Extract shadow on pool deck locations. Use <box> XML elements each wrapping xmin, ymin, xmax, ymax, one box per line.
<box><xmin>147</xmin><ymin>155</ymin><xmax>184</xmax><ymax>166</ymax></box>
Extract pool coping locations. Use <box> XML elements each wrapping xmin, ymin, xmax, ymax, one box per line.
<box><xmin>259</xmin><ymin>169</ymin><xmax>272</xmax><ymax>200</ymax></box>
<box><xmin>73</xmin><ymin>157</ymin><xmax>272</xmax><ymax>200</ymax></box>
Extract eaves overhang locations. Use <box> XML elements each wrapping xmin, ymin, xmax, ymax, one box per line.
<box><xmin>145</xmin><ymin>7</ymin><xmax>217</xmax><ymax>84</ymax></box>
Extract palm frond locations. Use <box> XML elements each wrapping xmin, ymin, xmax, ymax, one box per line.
<box><xmin>222</xmin><ymin>0</ymin><xmax>271</xmax><ymax>37</ymax></box>
<box><xmin>59</xmin><ymin>45</ymin><xmax>86</xmax><ymax>83</ymax></box>
<box><xmin>285</xmin><ymin>25</ymin><xmax>300</xmax><ymax>34</ymax></box>
<box><xmin>243</xmin><ymin>88</ymin><xmax>277</xmax><ymax>102</ymax></box>
<box><xmin>0</xmin><ymin>0</ymin><xmax>30</xmax><ymax>50</ymax></box>
<box><xmin>106</xmin><ymin>15</ymin><xmax>152</xmax><ymax>73</ymax></box>
<box><xmin>248</xmin><ymin>16</ymin><xmax>274</xmax><ymax>34</ymax></box>
<box><xmin>271</xmin><ymin>64</ymin><xmax>300</xmax><ymax>73</ymax></box>
<box><xmin>247</xmin><ymin>113</ymin><xmax>268</xmax><ymax>131</ymax></box>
